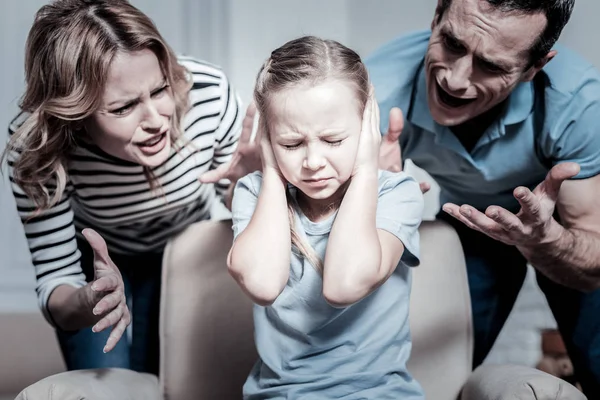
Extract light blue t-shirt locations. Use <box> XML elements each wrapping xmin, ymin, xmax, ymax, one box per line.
<box><xmin>232</xmin><ymin>170</ymin><xmax>425</xmax><ymax>400</ymax></box>
<box><xmin>367</xmin><ymin>30</ymin><xmax>600</xmax><ymax>212</ymax></box>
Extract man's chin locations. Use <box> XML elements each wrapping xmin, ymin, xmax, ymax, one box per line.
<box><xmin>429</xmin><ymin>104</ymin><xmax>473</xmax><ymax>127</ymax></box>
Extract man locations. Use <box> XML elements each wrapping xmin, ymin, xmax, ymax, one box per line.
<box><xmin>367</xmin><ymin>0</ymin><xmax>600</xmax><ymax>396</ymax></box>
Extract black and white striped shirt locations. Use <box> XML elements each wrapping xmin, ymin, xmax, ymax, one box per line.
<box><xmin>8</xmin><ymin>56</ymin><xmax>243</xmax><ymax>323</ymax></box>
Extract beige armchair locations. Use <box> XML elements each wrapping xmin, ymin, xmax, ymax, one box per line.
<box><xmin>13</xmin><ymin>219</ymin><xmax>585</xmax><ymax>400</ymax></box>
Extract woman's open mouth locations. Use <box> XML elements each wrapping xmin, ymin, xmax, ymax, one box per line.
<box><xmin>436</xmin><ymin>81</ymin><xmax>476</xmax><ymax>108</ymax></box>
<box><xmin>137</xmin><ymin>132</ymin><xmax>168</xmax><ymax>155</ymax></box>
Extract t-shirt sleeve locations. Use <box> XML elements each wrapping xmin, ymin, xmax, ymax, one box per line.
<box><xmin>375</xmin><ymin>171</ymin><xmax>424</xmax><ymax>267</ymax></box>
<box><xmin>231</xmin><ymin>172</ymin><xmax>262</xmax><ymax>240</ymax></box>
<box><xmin>541</xmin><ymin>67</ymin><xmax>600</xmax><ymax>180</ymax></box>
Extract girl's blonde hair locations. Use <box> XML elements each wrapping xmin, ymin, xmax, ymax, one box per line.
<box><xmin>253</xmin><ymin>36</ymin><xmax>370</xmax><ymax>273</ymax></box>
<box><xmin>3</xmin><ymin>0</ymin><xmax>191</xmax><ymax>212</ymax></box>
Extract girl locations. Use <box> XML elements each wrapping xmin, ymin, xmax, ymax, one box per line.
<box><xmin>229</xmin><ymin>36</ymin><xmax>425</xmax><ymax>399</ymax></box>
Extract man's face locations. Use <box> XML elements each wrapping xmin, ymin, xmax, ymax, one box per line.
<box><xmin>425</xmin><ymin>0</ymin><xmax>548</xmax><ymax>126</ymax></box>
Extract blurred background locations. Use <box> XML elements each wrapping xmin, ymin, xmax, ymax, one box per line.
<box><xmin>1</xmin><ymin>0</ymin><xmax>597</xmax><ymax>368</ymax></box>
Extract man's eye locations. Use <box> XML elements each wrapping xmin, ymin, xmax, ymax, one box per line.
<box><xmin>443</xmin><ymin>35</ymin><xmax>463</xmax><ymax>53</ymax></box>
<box><xmin>480</xmin><ymin>60</ymin><xmax>504</xmax><ymax>74</ymax></box>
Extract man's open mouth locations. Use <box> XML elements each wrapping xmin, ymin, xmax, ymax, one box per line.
<box><xmin>436</xmin><ymin>81</ymin><xmax>476</xmax><ymax>108</ymax></box>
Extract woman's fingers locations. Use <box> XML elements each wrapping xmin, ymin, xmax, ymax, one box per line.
<box><xmin>92</xmin><ymin>289</ymin><xmax>124</xmax><ymax>317</ymax></box>
<box><xmin>91</xmin><ymin>274</ymin><xmax>119</xmax><ymax>292</ymax></box>
<box><xmin>92</xmin><ymin>302</ymin><xmax>125</xmax><ymax>333</ymax></box>
<box><xmin>103</xmin><ymin>313</ymin><xmax>131</xmax><ymax>353</ymax></box>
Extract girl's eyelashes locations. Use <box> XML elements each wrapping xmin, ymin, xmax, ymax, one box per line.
<box><xmin>324</xmin><ymin>139</ymin><xmax>343</xmax><ymax>146</ymax></box>
<box><xmin>282</xmin><ymin>142</ymin><xmax>302</xmax><ymax>150</ymax></box>
<box><xmin>281</xmin><ymin>138</ymin><xmax>345</xmax><ymax>150</ymax></box>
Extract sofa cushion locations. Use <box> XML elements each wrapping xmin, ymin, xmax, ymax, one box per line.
<box><xmin>408</xmin><ymin>220</ymin><xmax>473</xmax><ymax>400</ymax></box>
<box><xmin>14</xmin><ymin>368</ymin><xmax>160</xmax><ymax>400</ymax></box>
<box><xmin>160</xmin><ymin>220</ymin><xmax>256</xmax><ymax>400</ymax></box>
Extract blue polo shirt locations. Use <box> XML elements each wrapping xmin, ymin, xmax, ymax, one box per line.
<box><xmin>366</xmin><ymin>30</ymin><xmax>600</xmax><ymax>212</ymax></box>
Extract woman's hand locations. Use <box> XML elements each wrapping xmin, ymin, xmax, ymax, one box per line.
<box><xmin>82</xmin><ymin>228</ymin><xmax>131</xmax><ymax>353</ymax></box>
<box><xmin>353</xmin><ymin>88</ymin><xmax>382</xmax><ymax>177</ymax></box>
<box><xmin>199</xmin><ymin>102</ymin><xmax>262</xmax><ymax>185</ymax></box>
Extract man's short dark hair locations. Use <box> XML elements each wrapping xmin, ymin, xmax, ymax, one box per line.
<box><xmin>436</xmin><ymin>0</ymin><xmax>575</xmax><ymax>65</ymax></box>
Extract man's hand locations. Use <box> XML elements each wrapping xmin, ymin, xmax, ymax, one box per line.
<box><xmin>199</xmin><ymin>103</ymin><xmax>261</xmax><ymax>186</ymax></box>
<box><xmin>442</xmin><ymin>162</ymin><xmax>581</xmax><ymax>247</ymax></box>
<box><xmin>378</xmin><ymin>107</ymin><xmax>430</xmax><ymax>193</ymax></box>
<box><xmin>82</xmin><ymin>228</ymin><xmax>130</xmax><ymax>354</ymax></box>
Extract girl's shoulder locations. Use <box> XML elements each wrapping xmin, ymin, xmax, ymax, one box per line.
<box><xmin>235</xmin><ymin>171</ymin><xmax>264</xmax><ymax>196</ymax></box>
<box><xmin>376</xmin><ymin>169</ymin><xmax>422</xmax><ymax>198</ymax></box>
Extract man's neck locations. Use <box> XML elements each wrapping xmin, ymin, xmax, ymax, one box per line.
<box><xmin>450</xmin><ymin>101</ymin><xmax>506</xmax><ymax>153</ymax></box>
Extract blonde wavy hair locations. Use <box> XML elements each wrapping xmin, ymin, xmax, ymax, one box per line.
<box><xmin>253</xmin><ymin>36</ymin><xmax>370</xmax><ymax>273</ymax></box>
<box><xmin>3</xmin><ymin>0</ymin><xmax>192</xmax><ymax>212</ymax></box>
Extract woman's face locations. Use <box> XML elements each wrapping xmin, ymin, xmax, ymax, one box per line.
<box><xmin>85</xmin><ymin>49</ymin><xmax>175</xmax><ymax>167</ymax></box>
<box><xmin>268</xmin><ymin>80</ymin><xmax>363</xmax><ymax>206</ymax></box>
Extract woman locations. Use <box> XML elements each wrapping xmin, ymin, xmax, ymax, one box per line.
<box><xmin>229</xmin><ymin>36</ymin><xmax>425</xmax><ymax>399</ymax></box>
<box><xmin>4</xmin><ymin>0</ymin><xmax>258</xmax><ymax>375</ymax></box>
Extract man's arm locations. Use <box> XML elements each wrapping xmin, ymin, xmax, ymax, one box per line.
<box><xmin>443</xmin><ymin>163</ymin><xmax>600</xmax><ymax>292</ymax></box>
<box><xmin>518</xmin><ymin>173</ymin><xmax>600</xmax><ymax>291</ymax></box>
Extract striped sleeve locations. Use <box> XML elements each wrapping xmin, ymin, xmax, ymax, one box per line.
<box><xmin>212</xmin><ymin>73</ymin><xmax>243</xmax><ymax>198</ymax></box>
<box><xmin>178</xmin><ymin>56</ymin><xmax>244</xmax><ymax>201</ymax></box>
<box><xmin>8</xmin><ymin>115</ymin><xmax>86</xmax><ymax>326</ymax></box>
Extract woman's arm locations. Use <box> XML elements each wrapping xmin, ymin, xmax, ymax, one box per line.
<box><xmin>47</xmin><ymin>284</ymin><xmax>98</xmax><ymax>330</ymax></box>
<box><xmin>186</xmin><ymin>60</ymin><xmax>244</xmax><ymax>206</ymax></box>
<box><xmin>8</xmin><ymin>116</ymin><xmax>129</xmax><ymax>352</ymax></box>
<box><xmin>7</xmin><ymin>122</ymin><xmax>87</xmax><ymax>327</ymax></box>
<box><xmin>228</xmin><ymin>170</ymin><xmax>291</xmax><ymax>306</ymax></box>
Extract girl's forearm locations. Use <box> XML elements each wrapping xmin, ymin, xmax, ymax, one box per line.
<box><xmin>229</xmin><ymin>170</ymin><xmax>291</xmax><ymax>305</ymax></box>
<box><xmin>323</xmin><ymin>171</ymin><xmax>382</xmax><ymax>306</ymax></box>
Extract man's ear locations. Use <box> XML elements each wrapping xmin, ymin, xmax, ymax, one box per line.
<box><xmin>522</xmin><ymin>50</ymin><xmax>557</xmax><ymax>82</ymax></box>
<box><xmin>432</xmin><ymin>0</ymin><xmax>444</xmax><ymax>30</ymax></box>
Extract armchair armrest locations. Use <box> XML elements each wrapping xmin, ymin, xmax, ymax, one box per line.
<box><xmin>460</xmin><ymin>364</ymin><xmax>586</xmax><ymax>400</ymax></box>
